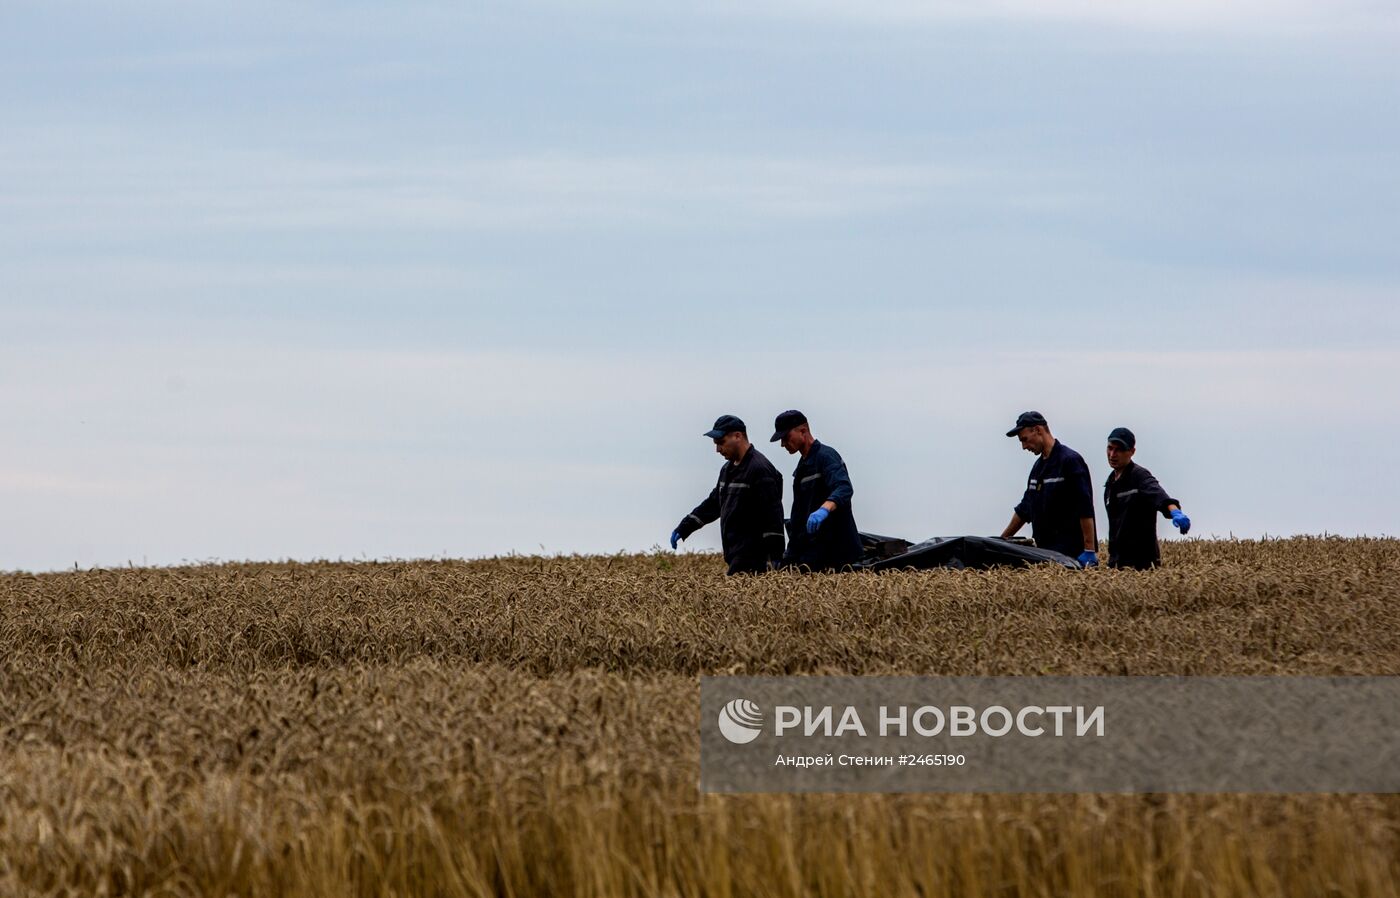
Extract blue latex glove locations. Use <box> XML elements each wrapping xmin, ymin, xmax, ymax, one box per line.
<box><xmin>806</xmin><ymin>507</ymin><xmax>829</xmax><ymax>534</ymax></box>
<box><xmin>670</xmin><ymin>529</ymin><xmax>681</xmax><ymax>550</ymax></box>
<box><xmin>1077</xmin><ymin>550</ymin><xmax>1098</xmax><ymax>568</ymax></box>
<box><xmin>1171</xmin><ymin>509</ymin><xmax>1191</xmax><ymax>534</ymax></box>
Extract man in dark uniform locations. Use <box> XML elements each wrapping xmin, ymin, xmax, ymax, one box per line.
<box><xmin>770</xmin><ymin>409</ymin><xmax>863</xmax><ymax>571</ymax></box>
<box><xmin>1103</xmin><ymin>426</ymin><xmax>1191</xmax><ymax>569</ymax></box>
<box><xmin>999</xmin><ymin>411</ymin><xmax>1099</xmax><ymax>567</ymax></box>
<box><xmin>670</xmin><ymin>414</ymin><xmax>785</xmax><ymax>575</ymax></box>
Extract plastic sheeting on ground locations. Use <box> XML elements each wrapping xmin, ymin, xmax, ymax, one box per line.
<box><xmin>859</xmin><ymin>533</ymin><xmax>1082</xmax><ymax>571</ymax></box>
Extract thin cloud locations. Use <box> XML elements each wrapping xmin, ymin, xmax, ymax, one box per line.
<box><xmin>1</xmin><ymin>136</ymin><xmax>994</xmax><ymax>235</ymax></box>
<box><xmin>701</xmin><ymin>0</ymin><xmax>1399</xmax><ymax>34</ymax></box>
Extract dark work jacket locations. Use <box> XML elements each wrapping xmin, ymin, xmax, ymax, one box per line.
<box><xmin>675</xmin><ymin>446</ymin><xmax>785</xmax><ymax>574</ymax></box>
<box><xmin>1104</xmin><ymin>462</ymin><xmax>1179</xmax><ymax>570</ymax></box>
<box><xmin>783</xmin><ymin>441</ymin><xmax>862</xmax><ymax>571</ymax></box>
<box><xmin>1013</xmin><ymin>440</ymin><xmax>1095</xmax><ymax>559</ymax></box>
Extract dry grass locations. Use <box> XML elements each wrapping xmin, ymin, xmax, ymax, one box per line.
<box><xmin>1</xmin><ymin>537</ymin><xmax>1397</xmax><ymax>896</ymax></box>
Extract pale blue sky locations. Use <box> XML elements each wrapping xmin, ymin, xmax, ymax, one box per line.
<box><xmin>3</xmin><ymin>1</ymin><xmax>1398</xmax><ymax>570</ymax></box>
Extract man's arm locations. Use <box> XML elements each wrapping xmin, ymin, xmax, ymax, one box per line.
<box><xmin>820</xmin><ymin>451</ymin><xmax>854</xmax><ymax>508</ymax></box>
<box><xmin>1138</xmin><ymin>472</ymin><xmax>1180</xmax><ymax>519</ymax></box>
<box><xmin>1079</xmin><ymin>516</ymin><xmax>1096</xmax><ymax>553</ymax></box>
<box><xmin>1167</xmin><ymin>502</ymin><xmax>1190</xmax><ymax>533</ymax></box>
<box><xmin>804</xmin><ymin>450</ymin><xmax>855</xmax><ymax>534</ymax></box>
<box><xmin>1003</xmin><ymin>479</ymin><xmax>1036</xmax><ymax>538</ymax></box>
<box><xmin>674</xmin><ymin>485</ymin><xmax>721</xmax><ymax>541</ymax></box>
<box><xmin>756</xmin><ymin>471</ymin><xmax>786</xmax><ymax>561</ymax></box>
<box><xmin>1071</xmin><ymin>456</ymin><xmax>1097</xmax><ymax>551</ymax></box>
<box><xmin>1135</xmin><ymin>469</ymin><xmax>1190</xmax><ymax>532</ymax></box>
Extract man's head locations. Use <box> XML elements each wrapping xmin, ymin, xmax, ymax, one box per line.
<box><xmin>1006</xmin><ymin>411</ymin><xmax>1053</xmax><ymax>456</ymax></box>
<box><xmin>770</xmin><ymin>409</ymin><xmax>813</xmax><ymax>456</ymax></box>
<box><xmin>1106</xmin><ymin>426</ymin><xmax>1136</xmax><ymax>471</ymax></box>
<box><xmin>704</xmin><ymin>414</ymin><xmax>750</xmax><ymax>463</ymax></box>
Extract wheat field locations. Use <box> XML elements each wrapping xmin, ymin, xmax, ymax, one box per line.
<box><xmin>1</xmin><ymin>537</ymin><xmax>1397</xmax><ymax>897</ymax></box>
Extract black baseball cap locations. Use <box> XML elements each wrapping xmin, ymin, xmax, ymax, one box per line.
<box><xmin>1005</xmin><ymin>411</ymin><xmax>1048</xmax><ymax>437</ymax></box>
<box><xmin>703</xmin><ymin>414</ymin><xmax>746</xmax><ymax>439</ymax></box>
<box><xmin>770</xmin><ymin>409</ymin><xmax>807</xmax><ymax>442</ymax></box>
<box><xmin>1107</xmin><ymin>427</ymin><xmax>1136</xmax><ymax>449</ymax></box>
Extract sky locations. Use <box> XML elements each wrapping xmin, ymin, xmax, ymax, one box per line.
<box><xmin>2</xmin><ymin>1</ymin><xmax>1398</xmax><ymax>571</ymax></box>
